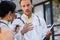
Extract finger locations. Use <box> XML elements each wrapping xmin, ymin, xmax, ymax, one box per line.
<box><xmin>24</xmin><ymin>23</ymin><xmax>28</xmax><ymax>27</ymax></box>
<box><xmin>28</xmin><ymin>23</ymin><xmax>33</xmax><ymax>26</ymax></box>
<box><xmin>24</xmin><ymin>23</ymin><xmax>32</xmax><ymax>27</ymax></box>
<box><xmin>27</xmin><ymin>22</ymin><xmax>32</xmax><ymax>24</ymax></box>
<box><xmin>28</xmin><ymin>27</ymin><xmax>33</xmax><ymax>31</ymax></box>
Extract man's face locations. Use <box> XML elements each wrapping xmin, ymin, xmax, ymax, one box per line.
<box><xmin>20</xmin><ymin>0</ymin><xmax>33</xmax><ymax>16</ymax></box>
<box><xmin>11</xmin><ymin>12</ymin><xmax>15</xmax><ymax>21</ymax></box>
<box><xmin>8</xmin><ymin>11</ymin><xmax>15</xmax><ymax>22</ymax></box>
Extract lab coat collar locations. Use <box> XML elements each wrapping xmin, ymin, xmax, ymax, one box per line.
<box><xmin>0</xmin><ymin>20</ymin><xmax>9</xmax><ymax>25</ymax></box>
<box><xmin>22</xmin><ymin>13</ymin><xmax>34</xmax><ymax>23</ymax></box>
<box><xmin>23</xmin><ymin>13</ymin><xmax>33</xmax><ymax>20</ymax></box>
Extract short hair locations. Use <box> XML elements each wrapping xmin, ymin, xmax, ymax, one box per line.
<box><xmin>19</xmin><ymin>0</ymin><xmax>32</xmax><ymax>4</ymax></box>
<box><xmin>0</xmin><ymin>1</ymin><xmax>16</xmax><ymax>18</ymax></box>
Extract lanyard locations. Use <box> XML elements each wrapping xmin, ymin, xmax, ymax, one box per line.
<box><xmin>0</xmin><ymin>21</ymin><xmax>9</xmax><ymax>28</ymax></box>
<box><xmin>36</xmin><ymin>15</ymin><xmax>41</xmax><ymax>26</ymax></box>
<box><xmin>17</xmin><ymin>15</ymin><xmax>41</xmax><ymax>25</ymax></box>
<box><xmin>17</xmin><ymin>17</ymin><xmax>25</xmax><ymax>24</ymax></box>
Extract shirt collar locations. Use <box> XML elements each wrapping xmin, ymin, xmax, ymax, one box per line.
<box><xmin>23</xmin><ymin>14</ymin><xmax>33</xmax><ymax>22</ymax></box>
<box><xmin>0</xmin><ymin>20</ymin><xmax>9</xmax><ymax>25</ymax></box>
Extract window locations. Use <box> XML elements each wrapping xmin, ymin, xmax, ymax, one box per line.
<box><xmin>34</xmin><ymin>5</ymin><xmax>44</xmax><ymax>18</ymax></box>
<box><xmin>45</xmin><ymin>2</ymin><xmax>51</xmax><ymax>25</ymax></box>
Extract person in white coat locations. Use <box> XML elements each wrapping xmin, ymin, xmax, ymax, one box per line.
<box><xmin>12</xmin><ymin>0</ymin><xmax>51</xmax><ymax>40</ymax></box>
<box><xmin>0</xmin><ymin>1</ymin><xmax>16</xmax><ymax>40</ymax></box>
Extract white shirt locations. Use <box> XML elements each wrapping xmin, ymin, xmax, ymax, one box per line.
<box><xmin>12</xmin><ymin>14</ymin><xmax>48</xmax><ymax>40</ymax></box>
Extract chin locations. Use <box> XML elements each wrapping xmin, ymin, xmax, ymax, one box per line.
<box><xmin>25</xmin><ymin>13</ymin><xmax>31</xmax><ymax>16</ymax></box>
<box><xmin>8</xmin><ymin>20</ymin><xmax>11</xmax><ymax>22</ymax></box>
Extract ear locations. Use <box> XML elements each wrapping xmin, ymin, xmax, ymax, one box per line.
<box><xmin>31</xmin><ymin>4</ymin><xmax>33</xmax><ymax>8</ymax></box>
<box><xmin>8</xmin><ymin>11</ymin><xmax>12</xmax><ymax>16</ymax></box>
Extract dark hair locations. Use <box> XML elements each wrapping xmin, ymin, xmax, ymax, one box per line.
<box><xmin>19</xmin><ymin>0</ymin><xmax>32</xmax><ymax>4</ymax></box>
<box><xmin>0</xmin><ymin>1</ymin><xmax>16</xmax><ymax>18</ymax></box>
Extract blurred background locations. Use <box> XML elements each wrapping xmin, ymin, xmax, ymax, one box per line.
<box><xmin>0</xmin><ymin>0</ymin><xmax>60</xmax><ymax>40</ymax></box>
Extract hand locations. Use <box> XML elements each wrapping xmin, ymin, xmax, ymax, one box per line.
<box><xmin>15</xmin><ymin>25</ymin><xmax>19</xmax><ymax>33</ymax></box>
<box><xmin>21</xmin><ymin>23</ymin><xmax>33</xmax><ymax>35</ymax></box>
<box><xmin>46</xmin><ymin>30</ymin><xmax>51</xmax><ymax>36</ymax></box>
<box><xmin>46</xmin><ymin>31</ymin><xmax>51</xmax><ymax>40</ymax></box>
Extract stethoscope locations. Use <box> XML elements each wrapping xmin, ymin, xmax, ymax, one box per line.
<box><xmin>17</xmin><ymin>15</ymin><xmax>41</xmax><ymax>25</ymax></box>
<box><xmin>0</xmin><ymin>21</ymin><xmax>9</xmax><ymax>27</ymax></box>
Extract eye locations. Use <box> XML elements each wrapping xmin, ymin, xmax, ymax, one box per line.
<box><xmin>22</xmin><ymin>5</ymin><xmax>25</xmax><ymax>7</ymax></box>
<box><xmin>27</xmin><ymin>4</ymin><xmax>30</xmax><ymax>6</ymax></box>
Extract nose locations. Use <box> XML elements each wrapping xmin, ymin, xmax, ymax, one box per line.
<box><xmin>25</xmin><ymin>6</ymin><xmax>28</xmax><ymax>10</ymax></box>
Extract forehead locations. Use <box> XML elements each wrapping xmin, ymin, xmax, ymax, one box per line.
<box><xmin>21</xmin><ymin>0</ymin><xmax>31</xmax><ymax>5</ymax></box>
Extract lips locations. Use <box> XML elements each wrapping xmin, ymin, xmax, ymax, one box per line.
<box><xmin>26</xmin><ymin>10</ymin><xmax>30</xmax><ymax>12</ymax></box>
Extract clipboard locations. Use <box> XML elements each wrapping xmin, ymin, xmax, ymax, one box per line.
<box><xmin>48</xmin><ymin>23</ymin><xmax>60</xmax><ymax>31</ymax></box>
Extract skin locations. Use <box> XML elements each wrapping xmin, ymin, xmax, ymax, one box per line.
<box><xmin>21</xmin><ymin>0</ymin><xmax>33</xmax><ymax>18</ymax></box>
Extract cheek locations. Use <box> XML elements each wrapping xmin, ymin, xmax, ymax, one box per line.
<box><xmin>11</xmin><ymin>16</ymin><xmax>13</xmax><ymax>19</ymax></box>
<box><xmin>12</xmin><ymin>15</ymin><xmax>14</xmax><ymax>19</ymax></box>
<box><xmin>22</xmin><ymin>9</ymin><xmax>26</xmax><ymax>12</ymax></box>
<box><xmin>22</xmin><ymin>7</ymin><xmax>25</xmax><ymax>10</ymax></box>
<box><xmin>22</xmin><ymin>7</ymin><xmax>27</xmax><ymax>11</ymax></box>
<box><xmin>13</xmin><ymin>14</ymin><xmax>15</xmax><ymax>19</ymax></box>
<box><xmin>10</xmin><ymin>15</ymin><xmax>13</xmax><ymax>19</ymax></box>
<box><xmin>13</xmin><ymin>14</ymin><xmax>15</xmax><ymax>17</ymax></box>
<box><xmin>29</xmin><ymin>7</ymin><xmax>32</xmax><ymax>11</ymax></box>
<box><xmin>9</xmin><ymin>15</ymin><xmax>12</xmax><ymax>18</ymax></box>
<box><xmin>29</xmin><ymin>6</ymin><xmax>32</xmax><ymax>10</ymax></box>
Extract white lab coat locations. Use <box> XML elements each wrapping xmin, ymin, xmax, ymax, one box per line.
<box><xmin>0</xmin><ymin>20</ymin><xmax>14</xmax><ymax>40</ymax></box>
<box><xmin>12</xmin><ymin>14</ymin><xmax>48</xmax><ymax>40</ymax></box>
<box><xmin>11</xmin><ymin>19</ymin><xmax>24</xmax><ymax>40</ymax></box>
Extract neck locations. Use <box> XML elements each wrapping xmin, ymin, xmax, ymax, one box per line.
<box><xmin>28</xmin><ymin>14</ymin><xmax>32</xmax><ymax>19</ymax></box>
<box><xmin>0</xmin><ymin>17</ymin><xmax>8</xmax><ymax>22</ymax></box>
